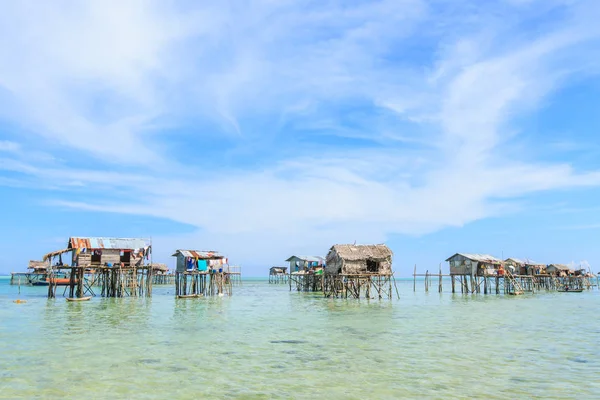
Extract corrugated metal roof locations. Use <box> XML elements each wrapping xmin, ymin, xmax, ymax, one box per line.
<box><xmin>171</xmin><ymin>250</ymin><xmax>224</xmax><ymax>259</ymax></box>
<box><xmin>505</xmin><ymin>258</ymin><xmax>544</xmax><ymax>266</ymax></box>
<box><xmin>68</xmin><ymin>237</ymin><xmax>150</xmax><ymax>250</ymax></box>
<box><xmin>446</xmin><ymin>253</ymin><xmax>502</xmax><ymax>263</ymax></box>
<box><xmin>548</xmin><ymin>264</ymin><xmax>571</xmax><ymax>270</ymax></box>
<box><xmin>285</xmin><ymin>255</ymin><xmax>325</xmax><ymax>263</ymax></box>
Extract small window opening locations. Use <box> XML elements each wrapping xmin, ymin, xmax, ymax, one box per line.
<box><xmin>366</xmin><ymin>259</ymin><xmax>379</xmax><ymax>273</ymax></box>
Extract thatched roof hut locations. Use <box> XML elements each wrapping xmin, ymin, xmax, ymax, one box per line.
<box><xmin>28</xmin><ymin>260</ymin><xmax>48</xmax><ymax>273</ymax></box>
<box><xmin>150</xmin><ymin>263</ymin><xmax>169</xmax><ymax>274</ymax></box>
<box><xmin>325</xmin><ymin>244</ymin><xmax>393</xmax><ymax>275</ymax></box>
<box><xmin>269</xmin><ymin>266</ymin><xmax>288</xmax><ymax>275</ymax></box>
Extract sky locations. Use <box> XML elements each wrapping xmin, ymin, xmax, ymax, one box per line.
<box><xmin>1</xmin><ymin>0</ymin><xmax>600</xmax><ymax>276</ymax></box>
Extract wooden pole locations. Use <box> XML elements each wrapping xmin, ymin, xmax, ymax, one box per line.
<box><xmin>438</xmin><ymin>264</ymin><xmax>442</xmax><ymax>293</ymax></box>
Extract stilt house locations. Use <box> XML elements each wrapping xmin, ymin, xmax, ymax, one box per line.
<box><xmin>546</xmin><ymin>264</ymin><xmax>572</xmax><ymax>277</ymax></box>
<box><xmin>504</xmin><ymin>258</ymin><xmax>545</xmax><ymax>275</ymax></box>
<box><xmin>324</xmin><ymin>244</ymin><xmax>393</xmax><ymax>275</ymax></box>
<box><xmin>43</xmin><ymin>237</ymin><xmax>152</xmax><ymax>267</ymax></box>
<box><xmin>446</xmin><ymin>253</ymin><xmax>502</xmax><ymax>276</ymax></box>
<box><xmin>172</xmin><ymin>250</ymin><xmax>227</xmax><ymax>272</ymax></box>
<box><xmin>286</xmin><ymin>256</ymin><xmax>325</xmax><ymax>274</ymax></box>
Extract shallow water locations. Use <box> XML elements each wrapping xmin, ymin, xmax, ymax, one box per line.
<box><xmin>1</xmin><ymin>277</ymin><xmax>599</xmax><ymax>399</ymax></box>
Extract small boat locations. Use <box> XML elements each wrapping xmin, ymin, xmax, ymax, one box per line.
<box><xmin>66</xmin><ymin>296</ymin><xmax>92</xmax><ymax>302</ymax></box>
<box><xmin>177</xmin><ymin>294</ymin><xmax>203</xmax><ymax>299</ymax></box>
<box><xmin>558</xmin><ymin>288</ymin><xmax>584</xmax><ymax>293</ymax></box>
<box><xmin>32</xmin><ymin>278</ymin><xmax>77</xmax><ymax>286</ymax></box>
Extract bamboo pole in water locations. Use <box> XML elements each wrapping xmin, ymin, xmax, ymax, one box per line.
<box><xmin>413</xmin><ymin>265</ymin><xmax>416</xmax><ymax>292</ymax></box>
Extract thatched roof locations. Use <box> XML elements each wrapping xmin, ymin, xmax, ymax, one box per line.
<box><xmin>28</xmin><ymin>260</ymin><xmax>47</xmax><ymax>270</ymax></box>
<box><xmin>150</xmin><ymin>263</ymin><xmax>168</xmax><ymax>272</ymax></box>
<box><xmin>43</xmin><ymin>248</ymin><xmax>72</xmax><ymax>262</ymax></box>
<box><xmin>328</xmin><ymin>244</ymin><xmax>392</xmax><ymax>261</ymax></box>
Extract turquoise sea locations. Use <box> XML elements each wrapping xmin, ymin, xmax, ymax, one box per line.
<box><xmin>1</xmin><ymin>276</ymin><xmax>599</xmax><ymax>399</ymax></box>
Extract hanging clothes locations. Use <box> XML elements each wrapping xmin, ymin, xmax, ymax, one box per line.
<box><xmin>198</xmin><ymin>259</ymin><xmax>208</xmax><ymax>271</ymax></box>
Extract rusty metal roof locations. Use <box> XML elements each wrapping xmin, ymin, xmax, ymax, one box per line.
<box><xmin>68</xmin><ymin>237</ymin><xmax>151</xmax><ymax>250</ymax></box>
<box><xmin>171</xmin><ymin>250</ymin><xmax>224</xmax><ymax>259</ymax></box>
<box><xmin>505</xmin><ymin>258</ymin><xmax>544</xmax><ymax>266</ymax></box>
<box><xmin>445</xmin><ymin>253</ymin><xmax>502</xmax><ymax>263</ymax></box>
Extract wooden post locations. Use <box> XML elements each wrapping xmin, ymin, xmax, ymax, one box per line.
<box><xmin>413</xmin><ymin>264</ymin><xmax>416</xmax><ymax>292</ymax></box>
<box><xmin>425</xmin><ymin>270</ymin><xmax>429</xmax><ymax>292</ymax></box>
<box><xmin>451</xmin><ymin>275</ymin><xmax>455</xmax><ymax>293</ymax></box>
<box><xmin>438</xmin><ymin>264</ymin><xmax>442</xmax><ymax>293</ymax></box>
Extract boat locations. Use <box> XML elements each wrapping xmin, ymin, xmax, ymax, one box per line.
<box><xmin>32</xmin><ymin>277</ymin><xmax>77</xmax><ymax>286</ymax></box>
<box><xmin>558</xmin><ymin>288</ymin><xmax>584</xmax><ymax>293</ymax></box>
<box><xmin>177</xmin><ymin>294</ymin><xmax>203</xmax><ymax>299</ymax></box>
<box><xmin>66</xmin><ymin>296</ymin><xmax>92</xmax><ymax>302</ymax></box>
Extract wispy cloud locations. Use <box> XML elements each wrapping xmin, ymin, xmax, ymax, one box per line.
<box><xmin>1</xmin><ymin>0</ymin><xmax>600</xmax><ymax>264</ymax></box>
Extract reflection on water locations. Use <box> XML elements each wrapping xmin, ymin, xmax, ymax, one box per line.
<box><xmin>0</xmin><ymin>277</ymin><xmax>599</xmax><ymax>398</ymax></box>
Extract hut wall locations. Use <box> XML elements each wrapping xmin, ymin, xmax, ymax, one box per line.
<box><xmin>289</xmin><ymin>258</ymin><xmax>309</xmax><ymax>273</ymax></box>
<box><xmin>324</xmin><ymin>254</ymin><xmax>343</xmax><ymax>275</ymax></box>
<box><xmin>342</xmin><ymin>260</ymin><xmax>366</xmax><ymax>274</ymax></box>
<box><xmin>77</xmin><ymin>253</ymin><xmax>92</xmax><ymax>267</ymax></box>
<box><xmin>340</xmin><ymin>259</ymin><xmax>392</xmax><ymax>274</ymax></box>
<box><xmin>377</xmin><ymin>260</ymin><xmax>392</xmax><ymax>274</ymax></box>
<box><xmin>101</xmin><ymin>249</ymin><xmax>121</xmax><ymax>265</ymax></box>
<box><xmin>176</xmin><ymin>254</ymin><xmax>187</xmax><ymax>272</ymax></box>
<box><xmin>448</xmin><ymin>255</ymin><xmax>476</xmax><ymax>275</ymax></box>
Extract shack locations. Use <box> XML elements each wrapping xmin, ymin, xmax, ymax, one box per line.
<box><xmin>323</xmin><ymin>244</ymin><xmax>396</xmax><ymax>299</ymax></box>
<box><xmin>28</xmin><ymin>260</ymin><xmax>48</xmax><ymax>274</ymax></box>
<box><xmin>504</xmin><ymin>258</ymin><xmax>545</xmax><ymax>275</ymax></box>
<box><xmin>41</xmin><ymin>236</ymin><xmax>153</xmax><ymax>298</ymax></box>
<box><xmin>172</xmin><ymin>250</ymin><xmax>227</xmax><ymax>272</ymax></box>
<box><xmin>446</xmin><ymin>253</ymin><xmax>502</xmax><ymax>276</ymax></box>
<box><xmin>269</xmin><ymin>266</ymin><xmax>288</xmax><ymax>284</ymax></box>
<box><xmin>546</xmin><ymin>264</ymin><xmax>572</xmax><ymax>277</ymax></box>
<box><xmin>172</xmin><ymin>250</ymin><xmax>231</xmax><ymax>297</ymax></box>
<box><xmin>285</xmin><ymin>256</ymin><xmax>324</xmax><ymax>274</ymax></box>
<box><xmin>324</xmin><ymin>244</ymin><xmax>392</xmax><ymax>275</ymax></box>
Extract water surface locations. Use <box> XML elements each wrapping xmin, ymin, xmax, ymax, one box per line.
<box><xmin>1</xmin><ymin>277</ymin><xmax>598</xmax><ymax>399</ymax></box>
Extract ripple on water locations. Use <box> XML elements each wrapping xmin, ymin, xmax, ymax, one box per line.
<box><xmin>1</xmin><ymin>278</ymin><xmax>600</xmax><ymax>398</ymax></box>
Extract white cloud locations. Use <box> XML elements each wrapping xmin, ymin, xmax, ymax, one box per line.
<box><xmin>0</xmin><ymin>141</ymin><xmax>20</xmax><ymax>153</ymax></box>
<box><xmin>1</xmin><ymin>0</ymin><xmax>600</xmax><ymax>267</ymax></box>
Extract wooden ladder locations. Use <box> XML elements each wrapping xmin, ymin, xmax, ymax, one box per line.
<box><xmin>505</xmin><ymin>271</ymin><xmax>524</xmax><ymax>295</ymax></box>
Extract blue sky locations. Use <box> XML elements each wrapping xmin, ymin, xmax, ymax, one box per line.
<box><xmin>1</xmin><ymin>0</ymin><xmax>599</xmax><ymax>276</ymax></box>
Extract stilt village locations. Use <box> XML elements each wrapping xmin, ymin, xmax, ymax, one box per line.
<box><xmin>9</xmin><ymin>237</ymin><xmax>598</xmax><ymax>300</ymax></box>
